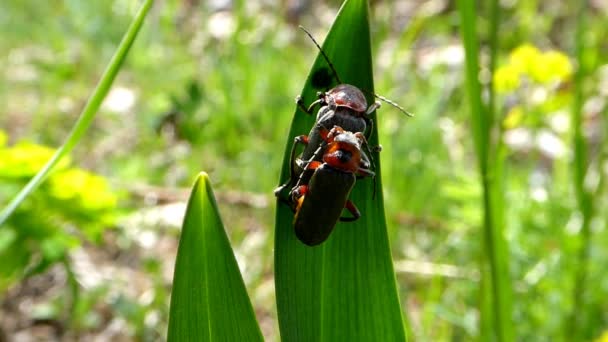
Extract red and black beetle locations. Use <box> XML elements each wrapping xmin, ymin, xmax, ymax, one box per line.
<box><xmin>275</xmin><ymin>27</ymin><xmax>410</xmax><ymax>199</ymax></box>
<box><xmin>290</xmin><ymin>126</ymin><xmax>376</xmax><ymax>246</ymax></box>
<box><xmin>274</xmin><ymin>27</ymin><xmax>410</xmax><ymax>246</ymax></box>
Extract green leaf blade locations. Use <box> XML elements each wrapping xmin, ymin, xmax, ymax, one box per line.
<box><xmin>0</xmin><ymin>0</ymin><xmax>154</xmax><ymax>226</ymax></box>
<box><xmin>457</xmin><ymin>1</ymin><xmax>513</xmax><ymax>341</ymax></box>
<box><xmin>168</xmin><ymin>173</ymin><xmax>263</xmax><ymax>342</ymax></box>
<box><xmin>274</xmin><ymin>1</ymin><xmax>407</xmax><ymax>341</ymax></box>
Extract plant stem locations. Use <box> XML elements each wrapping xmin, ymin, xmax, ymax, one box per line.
<box><xmin>458</xmin><ymin>0</ymin><xmax>512</xmax><ymax>340</ymax></box>
<box><xmin>566</xmin><ymin>0</ymin><xmax>593</xmax><ymax>339</ymax></box>
<box><xmin>0</xmin><ymin>0</ymin><xmax>154</xmax><ymax>226</ymax></box>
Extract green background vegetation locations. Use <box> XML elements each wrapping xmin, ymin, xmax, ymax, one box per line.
<box><xmin>1</xmin><ymin>0</ymin><xmax>607</xmax><ymax>341</ymax></box>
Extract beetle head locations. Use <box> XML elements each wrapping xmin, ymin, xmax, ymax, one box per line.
<box><xmin>325</xmin><ymin>84</ymin><xmax>368</xmax><ymax>114</ymax></box>
<box><xmin>323</xmin><ymin>127</ymin><xmax>364</xmax><ymax>172</ymax></box>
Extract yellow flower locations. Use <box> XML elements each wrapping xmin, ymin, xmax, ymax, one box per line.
<box><xmin>509</xmin><ymin>44</ymin><xmax>541</xmax><ymax>74</ymax></box>
<box><xmin>595</xmin><ymin>330</ymin><xmax>608</xmax><ymax>342</ymax></box>
<box><xmin>48</xmin><ymin>168</ymin><xmax>117</xmax><ymax>211</ymax></box>
<box><xmin>530</xmin><ymin>50</ymin><xmax>573</xmax><ymax>84</ymax></box>
<box><xmin>0</xmin><ymin>142</ymin><xmax>68</xmax><ymax>178</ymax></box>
<box><xmin>494</xmin><ymin>65</ymin><xmax>521</xmax><ymax>93</ymax></box>
<box><xmin>495</xmin><ymin>44</ymin><xmax>572</xmax><ymax>91</ymax></box>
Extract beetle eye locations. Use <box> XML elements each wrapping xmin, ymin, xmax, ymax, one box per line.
<box><xmin>336</xmin><ymin>150</ymin><xmax>352</xmax><ymax>164</ymax></box>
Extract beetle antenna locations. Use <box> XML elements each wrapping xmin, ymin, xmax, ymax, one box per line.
<box><xmin>363</xmin><ymin>90</ymin><xmax>413</xmax><ymax>117</ymax></box>
<box><xmin>299</xmin><ymin>26</ymin><xmax>343</xmax><ymax>85</ymax></box>
<box><xmin>300</xmin><ymin>26</ymin><xmax>412</xmax><ymax>117</ymax></box>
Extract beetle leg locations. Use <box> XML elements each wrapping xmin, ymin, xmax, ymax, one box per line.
<box><xmin>293</xmin><ymin>156</ymin><xmax>323</xmax><ymax>190</ymax></box>
<box><xmin>276</xmin><ymin>194</ymin><xmax>296</xmax><ymax>211</ymax></box>
<box><xmin>357</xmin><ymin>134</ymin><xmax>381</xmax><ymax>199</ymax></box>
<box><xmin>291</xmin><ymin>184</ymin><xmax>308</xmax><ymax>201</ymax></box>
<box><xmin>293</xmin><ymin>126</ymin><xmax>330</xmax><ymax>190</ymax></box>
<box><xmin>365</xmin><ymin>100</ymin><xmax>381</xmax><ymax>115</ymax></box>
<box><xmin>316</xmin><ymin>123</ymin><xmax>332</xmax><ymax>141</ymax></box>
<box><xmin>356</xmin><ymin>167</ymin><xmax>375</xmax><ymax>178</ymax></box>
<box><xmin>290</xmin><ymin>135</ymin><xmax>309</xmax><ymax>178</ymax></box>
<box><xmin>339</xmin><ymin>200</ymin><xmax>361</xmax><ymax>222</ymax></box>
<box><xmin>294</xmin><ymin>160</ymin><xmax>322</xmax><ymax>172</ymax></box>
<box><xmin>284</xmin><ymin>184</ymin><xmax>308</xmax><ymax>214</ymax></box>
<box><xmin>363</xmin><ymin>116</ymin><xmax>374</xmax><ymax>145</ymax></box>
<box><xmin>274</xmin><ymin>135</ymin><xmax>310</xmax><ymax>199</ymax></box>
<box><xmin>356</xmin><ymin>165</ymin><xmax>377</xmax><ymax>197</ymax></box>
<box><xmin>358</xmin><ymin>134</ymin><xmax>375</xmax><ymax>173</ymax></box>
<box><xmin>274</xmin><ymin>183</ymin><xmax>290</xmax><ymax>198</ymax></box>
<box><xmin>362</xmin><ymin>99</ymin><xmax>381</xmax><ymax>141</ymax></box>
<box><xmin>305</xmin><ymin>161</ymin><xmax>322</xmax><ymax>170</ymax></box>
<box><xmin>307</xmin><ymin>99</ymin><xmax>323</xmax><ymax>113</ymax></box>
<box><xmin>291</xmin><ymin>184</ymin><xmax>309</xmax><ymax>213</ymax></box>
<box><xmin>295</xmin><ymin>95</ymin><xmax>324</xmax><ymax>115</ymax></box>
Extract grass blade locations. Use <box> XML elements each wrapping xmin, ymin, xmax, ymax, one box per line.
<box><xmin>0</xmin><ymin>0</ymin><xmax>154</xmax><ymax>226</ymax></box>
<box><xmin>565</xmin><ymin>0</ymin><xmax>593</xmax><ymax>339</ymax></box>
<box><xmin>457</xmin><ymin>0</ymin><xmax>513</xmax><ymax>340</ymax></box>
<box><xmin>274</xmin><ymin>0</ymin><xmax>407</xmax><ymax>341</ymax></box>
<box><xmin>167</xmin><ymin>173</ymin><xmax>263</xmax><ymax>342</ymax></box>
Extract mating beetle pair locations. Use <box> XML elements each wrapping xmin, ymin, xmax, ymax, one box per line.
<box><xmin>275</xmin><ymin>27</ymin><xmax>410</xmax><ymax>246</ymax></box>
<box><xmin>285</xmin><ymin>125</ymin><xmax>377</xmax><ymax>246</ymax></box>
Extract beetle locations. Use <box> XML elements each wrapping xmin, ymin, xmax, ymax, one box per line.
<box><xmin>274</xmin><ymin>84</ymin><xmax>380</xmax><ymax>199</ymax></box>
<box><xmin>274</xmin><ymin>26</ymin><xmax>410</xmax><ymax>199</ymax></box>
<box><xmin>289</xmin><ymin>126</ymin><xmax>376</xmax><ymax>246</ymax></box>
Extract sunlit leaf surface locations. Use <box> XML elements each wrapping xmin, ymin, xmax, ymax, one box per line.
<box><xmin>168</xmin><ymin>173</ymin><xmax>263</xmax><ymax>342</ymax></box>
<box><xmin>274</xmin><ymin>0</ymin><xmax>407</xmax><ymax>340</ymax></box>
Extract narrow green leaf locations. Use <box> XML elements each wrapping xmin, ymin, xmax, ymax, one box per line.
<box><xmin>274</xmin><ymin>1</ymin><xmax>407</xmax><ymax>341</ymax></box>
<box><xmin>168</xmin><ymin>173</ymin><xmax>263</xmax><ymax>342</ymax></box>
<box><xmin>565</xmin><ymin>0</ymin><xmax>594</xmax><ymax>339</ymax></box>
<box><xmin>0</xmin><ymin>0</ymin><xmax>154</xmax><ymax>226</ymax></box>
<box><xmin>457</xmin><ymin>1</ymin><xmax>512</xmax><ymax>341</ymax></box>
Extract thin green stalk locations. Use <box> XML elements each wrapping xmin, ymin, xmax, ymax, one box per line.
<box><xmin>0</xmin><ymin>0</ymin><xmax>154</xmax><ymax>226</ymax></box>
<box><xmin>457</xmin><ymin>0</ymin><xmax>512</xmax><ymax>341</ymax></box>
<box><xmin>62</xmin><ymin>257</ymin><xmax>81</xmax><ymax>332</ymax></box>
<box><xmin>487</xmin><ymin>1</ymin><xmax>513</xmax><ymax>341</ymax></box>
<box><xmin>566</xmin><ymin>0</ymin><xmax>593</xmax><ymax>339</ymax></box>
<box><xmin>487</xmin><ymin>0</ymin><xmax>499</xmax><ymax>124</ymax></box>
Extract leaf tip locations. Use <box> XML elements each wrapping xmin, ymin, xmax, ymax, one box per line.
<box><xmin>192</xmin><ymin>172</ymin><xmax>211</xmax><ymax>191</ymax></box>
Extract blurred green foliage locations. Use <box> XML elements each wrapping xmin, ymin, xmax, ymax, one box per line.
<box><xmin>0</xmin><ymin>131</ymin><xmax>118</xmax><ymax>291</ymax></box>
<box><xmin>1</xmin><ymin>0</ymin><xmax>608</xmax><ymax>340</ymax></box>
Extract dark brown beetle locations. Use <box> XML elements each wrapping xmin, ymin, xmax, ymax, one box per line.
<box><xmin>274</xmin><ymin>27</ymin><xmax>411</xmax><ymax>245</ymax></box>
<box><xmin>290</xmin><ymin>126</ymin><xmax>375</xmax><ymax>246</ymax></box>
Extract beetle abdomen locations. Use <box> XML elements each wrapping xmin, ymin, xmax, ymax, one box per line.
<box><xmin>293</xmin><ymin>165</ymin><xmax>356</xmax><ymax>246</ymax></box>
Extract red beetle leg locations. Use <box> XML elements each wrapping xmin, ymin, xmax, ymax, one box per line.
<box><xmin>294</xmin><ymin>135</ymin><xmax>309</xmax><ymax>145</ymax></box>
<box><xmin>325</xmin><ymin>126</ymin><xmax>345</xmax><ymax>142</ymax></box>
<box><xmin>339</xmin><ymin>200</ymin><xmax>361</xmax><ymax>222</ymax></box>
<box><xmin>315</xmin><ymin>124</ymin><xmax>337</xmax><ymax>143</ymax></box>
<box><xmin>317</xmin><ymin>125</ymin><xmax>329</xmax><ymax>141</ymax></box>
<box><xmin>292</xmin><ymin>159</ymin><xmax>323</xmax><ymax>190</ymax></box>
<box><xmin>292</xmin><ymin>184</ymin><xmax>308</xmax><ymax>198</ymax></box>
